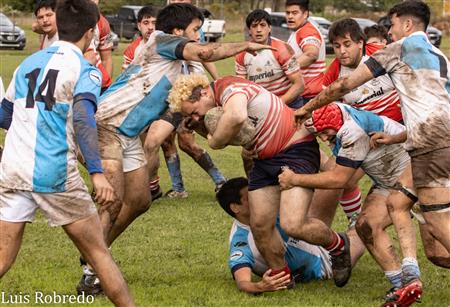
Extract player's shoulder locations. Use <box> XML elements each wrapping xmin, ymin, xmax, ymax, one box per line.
<box><xmin>297</xmin><ymin>21</ymin><xmax>321</xmax><ymax>38</ymax></box>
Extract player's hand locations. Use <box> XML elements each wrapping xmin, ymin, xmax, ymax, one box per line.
<box><xmin>369</xmin><ymin>132</ymin><xmax>394</xmax><ymax>149</ymax></box>
<box><xmin>278</xmin><ymin>167</ymin><xmax>296</xmax><ymax>190</ymax></box>
<box><xmin>246</xmin><ymin>42</ymin><xmax>277</xmax><ymax>56</ymax></box>
<box><xmin>258</xmin><ymin>269</ymin><xmax>291</xmax><ymax>292</ymax></box>
<box><xmin>294</xmin><ymin>107</ymin><xmax>312</xmax><ymax>128</ymax></box>
<box><xmin>91</xmin><ymin>173</ymin><xmax>116</xmax><ymax>206</ymax></box>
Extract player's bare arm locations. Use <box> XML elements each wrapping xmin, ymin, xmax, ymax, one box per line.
<box><xmin>202</xmin><ymin>62</ymin><xmax>220</xmax><ymax>80</ymax></box>
<box><xmin>281</xmin><ymin>70</ymin><xmax>304</xmax><ymax>105</ymax></box>
<box><xmin>99</xmin><ymin>48</ymin><xmax>113</xmax><ymax>78</ymax></box>
<box><xmin>297</xmin><ymin>45</ymin><xmax>319</xmax><ymax>68</ymax></box>
<box><xmin>369</xmin><ymin>130</ymin><xmax>407</xmax><ymax>148</ymax></box>
<box><xmin>295</xmin><ymin>64</ymin><xmax>374</xmax><ymax>125</ymax></box>
<box><xmin>233</xmin><ymin>267</ymin><xmax>290</xmax><ymax>294</ymax></box>
<box><xmin>183</xmin><ymin>41</ymin><xmax>275</xmax><ymax>63</ymax></box>
<box><xmin>208</xmin><ymin>94</ymin><xmax>248</xmax><ymax>149</ymax></box>
<box><xmin>278</xmin><ymin>165</ymin><xmax>356</xmax><ymax>190</ymax></box>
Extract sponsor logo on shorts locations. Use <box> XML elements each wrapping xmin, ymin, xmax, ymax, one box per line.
<box><xmin>230</xmin><ymin>250</ymin><xmax>244</xmax><ymax>261</ymax></box>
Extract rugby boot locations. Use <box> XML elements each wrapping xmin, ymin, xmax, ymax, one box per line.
<box><xmin>381</xmin><ymin>280</ymin><xmax>422</xmax><ymax>307</ymax></box>
<box><xmin>76</xmin><ymin>273</ymin><xmax>103</xmax><ymax>296</ymax></box>
<box><xmin>330</xmin><ymin>232</ymin><xmax>352</xmax><ymax>287</ymax></box>
<box><xmin>151</xmin><ymin>185</ymin><xmax>163</xmax><ymax>201</ymax></box>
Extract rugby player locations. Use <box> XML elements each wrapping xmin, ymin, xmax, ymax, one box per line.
<box><xmin>285</xmin><ymin>0</ymin><xmax>326</xmax><ymax>108</ymax></box>
<box><xmin>34</xmin><ymin>0</ymin><xmax>113</xmax><ymax>92</ymax></box>
<box><xmin>295</xmin><ymin>0</ymin><xmax>450</xmax><ymax>256</ymax></box>
<box><xmin>236</xmin><ymin>9</ymin><xmax>304</xmax><ymax>108</ymax></box>
<box><xmin>168</xmin><ymin>74</ymin><xmax>353</xmax><ymax>288</ymax></box>
<box><xmin>0</xmin><ymin>1</ymin><xmax>134</xmax><ymax>305</ymax></box>
<box><xmin>279</xmin><ymin>103</ymin><xmax>422</xmax><ymax>306</ymax></box>
<box><xmin>217</xmin><ymin>177</ymin><xmax>363</xmax><ymax>294</ymax></box>
<box><xmin>77</xmin><ymin>3</ymin><xmax>274</xmax><ymax>293</ymax></box>
<box><xmin>34</xmin><ymin>0</ymin><xmax>58</xmax><ymax>49</ymax></box>
<box><xmin>364</xmin><ymin>24</ymin><xmax>390</xmax><ymax>45</ymax></box>
<box><xmin>122</xmin><ymin>6</ymin><xmax>157</xmax><ymax>71</ymax></box>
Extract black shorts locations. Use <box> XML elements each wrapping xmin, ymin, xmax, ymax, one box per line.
<box><xmin>248</xmin><ymin>140</ymin><xmax>320</xmax><ymax>191</ymax></box>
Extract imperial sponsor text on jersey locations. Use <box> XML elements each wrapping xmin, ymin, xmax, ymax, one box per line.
<box><xmin>324</xmin><ymin>45</ymin><xmax>403</xmax><ymax>122</ymax></box>
<box><xmin>235</xmin><ymin>37</ymin><xmax>300</xmax><ymax>97</ymax></box>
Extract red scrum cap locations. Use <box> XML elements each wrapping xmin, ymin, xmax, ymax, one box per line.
<box><xmin>304</xmin><ymin>103</ymin><xmax>344</xmax><ymax>133</ymax></box>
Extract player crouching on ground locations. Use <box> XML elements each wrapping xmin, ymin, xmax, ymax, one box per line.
<box><xmin>279</xmin><ymin>103</ymin><xmax>424</xmax><ymax>306</ymax></box>
<box><xmin>168</xmin><ymin>74</ymin><xmax>353</xmax><ymax>289</ymax></box>
<box><xmin>217</xmin><ymin>177</ymin><xmax>366</xmax><ymax>294</ymax></box>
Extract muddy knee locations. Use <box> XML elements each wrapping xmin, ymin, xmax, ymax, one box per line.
<box><xmin>355</xmin><ymin>216</ymin><xmax>375</xmax><ymax>246</ymax></box>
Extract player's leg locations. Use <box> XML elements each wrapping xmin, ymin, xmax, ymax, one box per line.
<box><xmin>355</xmin><ymin>189</ymin><xmax>403</xmax><ymax>290</ymax></box>
<box><xmin>64</xmin><ymin>214</ymin><xmax>135</xmax><ymax>307</ymax></box>
<box><xmin>419</xmin><ymin>222</ymin><xmax>450</xmax><ymax>268</ymax></box>
<box><xmin>143</xmin><ymin>113</ymin><xmax>178</xmax><ymax>198</ymax></box>
<box><xmin>161</xmin><ymin>130</ymin><xmax>188</xmax><ymax>197</ymax></box>
<box><xmin>177</xmin><ymin>128</ymin><xmax>226</xmax><ymax>190</ymax></box>
<box><xmin>411</xmin><ymin>147</ymin><xmax>450</xmax><ymax>252</ymax></box>
<box><xmin>0</xmin><ymin>189</ymin><xmax>36</xmax><ymax>277</ymax></box>
<box><xmin>106</xmin><ymin>135</ymin><xmax>151</xmax><ymax>245</ymax></box>
<box><xmin>0</xmin><ymin>221</ymin><xmax>26</xmax><ymax>277</ymax></box>
<box><xmin>386</xmin><ymin>164</ymin><xmax>420</xmax><ymax>284</ymax></box>
<box><xmin>248</xmin><ymin>186</ymin><xmax>285</xmax><ymax>270</ymax></box>
<box><xmin>96</xmin><ymin>125</ymin><xmax>126</xmax><ymax>238</ymax></box>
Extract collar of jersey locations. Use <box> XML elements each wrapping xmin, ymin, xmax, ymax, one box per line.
<box><xmin>51</xmin><ymin>40</ymin><xmax>83</xmax><ymax>55</ymax></box>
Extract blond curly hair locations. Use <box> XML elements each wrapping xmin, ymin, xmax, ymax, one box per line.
<box><xmin>168</xmin><ymin>74</ymin><xmax>210</xmax><ymax>112</ymax></box>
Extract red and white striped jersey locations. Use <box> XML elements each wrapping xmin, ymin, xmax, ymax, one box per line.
<box><xmin>86</xmin><ymin>14</ymin><xmax>113</xmax><ymax>88</ymax></box>
<box><xmin>213</xmin><ymin>76</ymin><xmax>311</xmax><ymax>159</ymax></box>
<box><xmin>235</xmin><ymin>37</ymin><xmax>300</xmax><ymax>97</ymax></box>
<box><xmin>287</xmin><ymin>21</ymin><xmax>326</xmax><ymax>98</ymax></box>
<box><xmin>323</xmin><ymin>43</ymin><xmax>402</xmax><ymax>122</ymax></box>
<box><xmin>122</xmin><ymin>37</ymin><xmax>145</xmax><ymax>71</ymax></box>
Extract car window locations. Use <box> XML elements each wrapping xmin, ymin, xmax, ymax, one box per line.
<box><xmin>0</xmin><ymin>14</ymin><xmax>13</xmax><ymax>27</ymax></box>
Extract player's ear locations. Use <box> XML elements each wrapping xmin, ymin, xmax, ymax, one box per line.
<box><xmin>200</xmin><ymin>87</ymin><xmax>209</xmax><ymax>97</ymax></box>
<box><xmin>230</xmin><ymin>203</ymin><xmax>240</xmax><ymax>215</ymax></box>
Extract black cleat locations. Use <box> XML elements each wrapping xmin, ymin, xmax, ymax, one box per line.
<box><xmin>76</xmin><ymin>274</ymin><xmax>103</xmax><ymax>296</ymax></box>
<box><xmin>330</xmin><ymin>232</ymin><xmax>352</xmax><ymax>287</ymax></box>
<box><xmin>151</xmin><ymin>186</ymin><xmax>163</xmax><ymax>201</ymax></box>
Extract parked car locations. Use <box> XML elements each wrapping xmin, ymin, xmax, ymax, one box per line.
<box><xmin>0</xmin><ymin>13</ymin><xmax>26</xmax><ymax>50</ymax></box>
<box><xmin>110</xmin><ymin>30</ymin><xmax>119</xmax><ymax>51</ymax></box>
<box><xmin>200</xmin><ymin>8</ymin><xmax>226</xmax><ymax>42</ymax></box>
<box><xmin>378</xmin><ymin>15</ymin><xmax>442</xmax><ymax>48</ymax></box>
<box><xmin>106</xmin><ymin>5</ymin><xmax>143</xmax><ymax>40</ymax></box>
<box><xmin>352</xmin><ymin>17</ymin><xmax>377</xmax><ymax>31</ymax></box>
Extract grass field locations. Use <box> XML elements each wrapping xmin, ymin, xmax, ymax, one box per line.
<box><xmin>0</xmin><ymin>26</ymin><xmax>449</xmax><ymax>307</ymax></box>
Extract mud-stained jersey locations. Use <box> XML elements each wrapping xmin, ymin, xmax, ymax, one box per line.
<box><xmin>1</xmin><ymin>41</ymin><xmax>102</xmax><ymax>192</ymax></box>
<box><xmin>235</xmin><ymin>37</ymin><xmax>300</xmax><ymax>97</ymax></box>
<box><xmin>365</xmin><ymin>32</ymin><xmax>450</xmax><ymax>155</ymax></box>
<box><xmin>330</xmin><ymin>103</ymin><xmax>409</xmax><ymax>189</ymax></box>
<box><xmin>287</xmin><ymin>21</ymin><xmax>326</xmax><ymax>98</ymax></box>
<box><xmin>324</xmin><ymin>43</ymin><xmax>402</xmax><ymax>122</ymax></box>
<box><xmin>213</xmin><ymin>76</ymin><xmax>312</xmax><ymax>159</ymax></box>
<box><xmin>95</xmin><ymin>31</ymin><xmax>189</xmax><ymax>138</ymax></box>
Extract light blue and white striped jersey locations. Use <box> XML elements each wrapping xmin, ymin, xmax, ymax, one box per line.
<box><xmin>331</xmin><ymin>103</ymin><xmax>408</xmax><ymax>188</ymax></box>
<box><xmin>228</xmin><ymin>220</ymin><xmax>331</xmax><ymax>282</ymax></box>
<box><xmin>366</xmin><ymin>31</ymin><xmax>450</xmax><ymax>155</ymax></box>
<box><xmin>95</xmin><ymin>31</ymin><xmax>189</xmax><ymax>137</ymax></box>
<box><xmin>0</xmin><ymin>41</ymin><xmax>102</xmax><ymax>193</ymax></box>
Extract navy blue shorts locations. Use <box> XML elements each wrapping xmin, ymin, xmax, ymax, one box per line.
<box><xmin>248</xmin><ymin>140</ymin><xmax>320</xmax><ymax>191</ymax></box>
<box><xmin>287</xmin><ymin>96</ymin><xmax>312</xmax><ymax>110</ymax></box>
